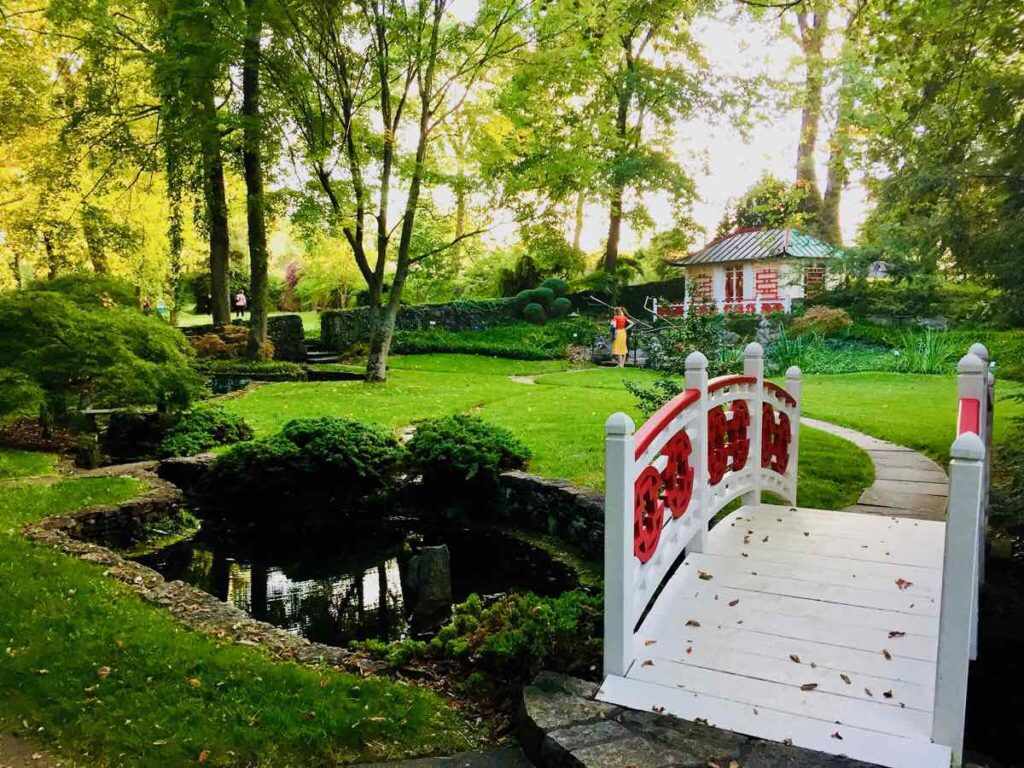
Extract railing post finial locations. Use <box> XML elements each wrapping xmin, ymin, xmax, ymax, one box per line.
<box><xmin>968</xmin><ymin>343</ymin><xmax>989</xmax><ymax>364</ymax></box>
<box><xmin>744</xmin><ymin>343</ymin><xmax>764</xmax><ymax>508</ymax></box>
<box><xmin>603</xmin><ymin>410</ymin><xmax>635</xmax><ymax>678</ymax></box>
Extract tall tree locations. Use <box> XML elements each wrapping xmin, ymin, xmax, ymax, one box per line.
<box><xmin>497</xmin><ymin>0</ymin><xmax>719</xmax><ymax>273</ymax></box>
<box><xmin>241</xmin><ymin>0</ymin><xmax>269</xmax><ymax>358</ymax></box>
<box><xmin>273</xmin><ymin>0</ymin><xmax>525</xmax><ymax>381</ymax></box>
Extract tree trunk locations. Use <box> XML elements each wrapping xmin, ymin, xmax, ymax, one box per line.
<box><xmin>454</xmin><ymin>183</ymin><xmax>466</xmax><ymax>263</ymax></box>
<box><xmin>81</xmin><ymin>207</ymin><xmax>109</xmax><ymax>274</ymax></box>
<box><xmin>820</xmin><ymin>25</ymin><xmax>858</xmax><ymax>247</ymax></box>
<box><xmin>242</xmin><ymin>0</ymin><xmax>269</xmax><ymax>360</ymax></box>
<box><xmin>794</xmin><ymin>3</ymin><xmax>829</xmax><ymax>226</ymax></box>
<box><xmin>43</xmin><ymin>231</ymin><xmax>59</xmax><ymax>279</ymax></box>
<box><xmin>603</xmin><ymin>85</ymin><xmax>631</xmax><ymax>273</ymax></box>
<box><xmin>199</xmin><ymin>75</ymin><xmax>231</xmax><ymax>325</ymax></box>
<box><xmin>573</xmin><ymin>189</ymin><xmax>585</xmax><ymax>254</ymax></box>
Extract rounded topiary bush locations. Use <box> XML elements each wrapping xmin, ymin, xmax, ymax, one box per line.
<box><xmin>529</xmin><ymin>286</ymin><xmax>555</xmax><ymax>310</ymax></box>
<box><xmin>157</xmin><ymin>405</ymin><xmax>254</xmax><ymax>458</ymax></box>
<box><xmin>550</xmin><ymin>296</ymin><xmax>572</xmax><ymax>318</ymax></box>
<box><xmin>514</xmin><ymin>290</ymin><xmax>534</xmax><ymax>312</ymax></box>
<box><xmin>211</xmin><ymin>417</ymin><xmax>406</xmax><ymax>517</ymax></box>
<box><xmin>539</xmin><ymin>278</ymin><xmax>569</xmax><ymax>298</ymax></box>
<box><xmin>408</xmin><ymin>414</ymin><xmax>530</xmax><ymax>499</ymax></box>
<box><xmin>523</xmin><ymin>302</ymin><xmax>546</xmax><ymax>325</ymax></box>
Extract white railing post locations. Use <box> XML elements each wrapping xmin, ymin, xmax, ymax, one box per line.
<box><xmin>744</xmin><ymin>342</ymin><xmax>764</xmax><ymax>507</ymax></box>
<box><xmin>685</xmin><ymin>351</ymin><xmax>709</xmax><ymax>553</ymax></box>
<box><xmin>603</xmin><ymin>412</ymin><xmax>635</xmax><ymax>678</ymax></box>
<box><xmin>785</xmin><ymin>365</ymin><xmax>802</xmax><ymax>505</ymax></box>
<box><xmin>932</xmin><ymin>431</ymin><xmax>986</xmax><ymax>764</ymax></box>
<box><xmin>968</xmin><ymin>343</ymin><xmax>993</xmax><ymax>585</ymax></box>
<box><xmin>958</xmin><ymin>351</ymin><xmax>987</xmax><ymax>660</ymax></box>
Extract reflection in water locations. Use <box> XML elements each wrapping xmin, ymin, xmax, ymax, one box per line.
<box><xmin>136</xmin><ymin>519</ymin><xmax>577</xmax><ymax>647</ymax></box>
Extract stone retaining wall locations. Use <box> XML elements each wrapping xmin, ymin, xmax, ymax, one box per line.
<box><xmin>182</xmin><ymin>314</ymin><xmax>307</xmax><ymax>361</ymax></box>
<box><xmin>498</xmin><ymin>472</ymin><xmax>604</xmax><ymax>561</ymax></box>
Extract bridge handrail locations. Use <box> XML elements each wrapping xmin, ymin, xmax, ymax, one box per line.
<box><xmin>603</xmin><ymin>341</ymin><xmax>802</xmax><ymax>678</ymax></box>
<box><xmin>932</xmin><ymin>347</ymin><xmax>993</xmax><ymax>762</ymax></box>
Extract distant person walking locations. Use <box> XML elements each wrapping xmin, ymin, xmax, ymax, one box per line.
<box><xmin>611</xmin><ymin>307</ymin><xmax>634</xmax><ymax>367</ymax></box>
<box><xmin>234</xmin><ymin>290</ymin><xmax>247</xmax><ymax>319</ymax></box>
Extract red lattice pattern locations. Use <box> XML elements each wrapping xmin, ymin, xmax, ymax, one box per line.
<box><xmin>761</xmin><ymin>403</ymin><xmax>791</xmax><ymax>474</ymax></box>
<box><xmin>633</xmin><ymin>430</ymin><xmax>695</xmax><ymax>563</ymax></box>
<box><xmin>690</xmin><ymin>273</ymin><xmax>712</xmax><ymax>298</ymax></box>
<box><xmin>708</xmin><ymin>401</ymin><xmax>751</xmax><ymax>485</ymax></box>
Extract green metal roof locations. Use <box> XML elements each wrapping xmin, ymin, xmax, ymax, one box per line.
<box><xmin>667</xmin><ymin>228</ymin><xmax>838</xmax><ymax>266</ymax></box>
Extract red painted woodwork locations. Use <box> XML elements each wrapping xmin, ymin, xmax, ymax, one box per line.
<box><xmin>633</xmin><ymin>389</ymin><xmax>700</xmax><ymax>460</ymax></box>
<box><xmin>763</xmin><ymin>381</ymin><xmax>797</xmax><ymax>407</ymax></box>
<box><xmin>662</xmin><ymin>431</ymin><xmax>694</xmax><ymax>518</ymax></box>
<box><xmin>761</xmin><ymin>403</ymin><xmax>791</xmax><ymax>474</ymax></box>
<box><xmin>958</xmin><ymin>397</ymin><xmax>981</xmax><ymax>436</ymax></box>
<box><xmin>708</xmin><ymin>374</ymin><xmax>758</xmax><ymax>394</ymax></box>
<box><xmin>725</xmin><ymin>266</ymin><xmax>744</xmax><ymax>302</ymax></box>
<box><xmin>755</xmin><ymin>268</ymin><xmax>780</xmax><ymax>300</ymax></box>
<box><xmin>707</xmin><ymin>401</ymin><xmax>751</xmax><ymax>485</ymax></box>
<box><xmin>633</xmin><ymin>466</ymin><xmax>663</xmax><ymax>563</ymax></box>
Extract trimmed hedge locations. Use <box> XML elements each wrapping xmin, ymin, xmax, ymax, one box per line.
<box><xmin>156</xmin><ymin>405</ymin><xmax>254</xmax><ymax>458</ymax></box>
<box><xmin>408</xmin><ymin>414</ymin><xmax>530</xmax><ymax>489</ymax></box>
<box><xmin>210</xmin><ymin>417</ymin><xmax>406</xmax><ymax>514</ymax></box>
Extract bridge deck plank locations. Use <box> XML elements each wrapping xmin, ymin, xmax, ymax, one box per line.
<box><xmin>599</xmin><ymin>504</ymin><xmax>949</xmax><ymax>767</ymax></box>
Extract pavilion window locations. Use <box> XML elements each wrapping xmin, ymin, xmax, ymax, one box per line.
<box><xmin>725</xmin><ymin>266</ymin><xmax>744</xmax><ymax>302</ymax></box>
<box><xmin>804</xmin><ymin>264</ymin><xmax>825</xmax><ymax>295</ymax></box>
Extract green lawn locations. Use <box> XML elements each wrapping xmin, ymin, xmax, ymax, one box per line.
<box><xmin>0</xmin><ymin>447</ymin><xmax>57</xmax><ymax>479</ymax></box>
<box><xmin>0</xmin><ymin>470</ymin><xmax>473</xmax><ymax>766</ymax></box>
<box><xmin>223</xmin><ymin>355</ymin><xmax>872</xmax><ymax>509</ymax></box>
<box><xmin>797</xmin><ymin>372</ymin><xmax>1024</xmax><ymax>462</ymax></box>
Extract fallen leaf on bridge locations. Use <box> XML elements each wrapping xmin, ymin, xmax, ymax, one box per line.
<box><xmin>882</xmin><ymin>649</ymin><xmax>892</xmax><ymax>660</ymax></box>
<box><xmin>728</xmin><ymin>599</ymin><xmax>739</xmax><ymax>607</ymax></box>
<box><xmin>698</xmin><ymin>570</ymin><xmax>713</xmax><ymax>580</ymax></box>
<box><xmin>884</xmin><ymin>690</ymin><xmax>893</xmax><ymax>699</ymax></box>
<box><xmin>831</xmin><ymin>731</ymin><xmax>843</xmax><ymax>740</ymax></box>
<box><xmin>865</xmin><ymin>688</ymin><xmax>873</xmax><ymax>697</ymax></box>
<box><xmin>686</xmin><ymin>619</ymin><xmax>701</xmax><ymax>627</ymax></box>
<box><xmin>642</xmin><ymin>659</ymin><xmax>654</xmax><ymax>667</ymax></box>
<box><xmin>800</xmin><ymin>683</ymin><xmax>817</xmax><ymax>691</ymax></box>
<box><xmin>789</xmin><ymin>654</ymin><xmax>801</xmax><ymax>663</ymax></box>
<box><xmin>644</xmin><ymin>639</ymin><xmax>657</xmax><ymax>646</ymax></box>
<box><xmin>840</xmin><ymin>674</ymin><xmax>851</xmax><ymax>684</ymax></box>
<box><xmin>895</xmin><ymin>578</ymin><xmax>913</xmax><ymax>590</ymax></box>
<box><xmin>889</xmin><ymin>631</ymin><xmax>906</xmax><ymax>638</ymax></box>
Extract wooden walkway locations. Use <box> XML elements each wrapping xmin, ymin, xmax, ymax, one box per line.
<box><xmin>598</xmin><ymin>344</ymin><xmax>993</xmax><ymax>768</ymax></box>
<box><xmin>599</xmin><ymin>502</ymin><xmax>951</xmax><ymax>768</ymax></box>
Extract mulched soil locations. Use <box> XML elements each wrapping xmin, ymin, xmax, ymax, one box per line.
<box><xmin>0</xmin><ymin>419</ymin><xmax>77</xmax><ymax>454</ymax></box>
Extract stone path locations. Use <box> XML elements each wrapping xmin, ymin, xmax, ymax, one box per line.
<box><xmin>354</xmin><ymin>746</ymin><xmax>532</xmax><ymax>768</ymax></box>
<box><xmin>801</xmin><ymin>417</ymin><xmax>949</xmax><ymax>521</ymax></box>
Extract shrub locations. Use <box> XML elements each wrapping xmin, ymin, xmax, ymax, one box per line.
<box><xmin>642</xmin><ymin>313</ymin><xmax>733</xmax><ymax>376</ymax></box>
<box><xmin>513</xmin><ymin>290</ymin><xmax>533</xmax><ymax>312</ymax></box>
<box><xmin>156</xmin><ymin>405</ymin><xmax>254</xmax><ymax>458</ymax></box>
<box><xmin>791</xmin><ymin>306</ymin><xmax>853</xmax><ymax>337</ymax></box>
<box><xmin>539</xmin><ymin>278</ymin><xmax>569</xmax><ymax>297</ymax></box>
<box><xmin>722</xmin><ymin>312</ymin><xmax>761</xmax><ymax>340</ymax></box>
<box><xmin>408</xmin><ymin>414</ymin><xmax>529</xmax><ymax>492</ymax></box>
<box><xmin>0</xmin><ymin>283</ymin><xmax>203</xmax><ymax>425</ymax></box>
<box><xmin>522</xmin><ymin>302</ymin><xmax>546</xmax><ymax>325</ymax></box>
<box><xmin>529</xmin><ymin>286</ymin><xmax>555</xmax><ymax>310</ymax></box>
<box><xmin>211</xmin><ymin>417</ymin><xmax>406</xmax><ymax>513</ymax></box>
<box><xmin>195</xmin><ymin>359</ymin><xmax>305</xmax><ymax>376</ymax></box>
<box><xmin>101</xmin><ymin>412</ymin><xmax>173</xmax><ymax>460</ymax></box>
<box><xmin>893</xmin><ymin>329</ymin><xmax>963</xmax><ymax>374</ymax></box>
<box><xmin>550</xmin><ymin>297</ymin><xmax>572</xmax><ymax>318</ymax></box>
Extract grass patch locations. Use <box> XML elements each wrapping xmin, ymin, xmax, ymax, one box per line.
<box><xmin>0</xmin><ymin>449</ymin><xmax>57</xmax><ymax>479</ymax></box>
<box><xmin>0</xmin><ymin>475</ymin><xmax>474</xmax><ymax>766</ymax></box>
<box><xmin>797</xmin><ymin>372</ymin><xmax>1024</xmax><ymax>462</ymax></box>
<box><xmin>223</xmin><ymin>354</ymin><xmax>875</xmax><ymax>507</ymax></box>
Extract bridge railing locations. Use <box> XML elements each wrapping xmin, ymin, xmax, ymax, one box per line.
<box><xmin>603</xmin><ymin>341</ymin><xmax>801</xmax><ymax>678</ymax></box>
<box><xmin>933</xmin><ymin>345</ymin><xmax>994</xmax><ymax>762</ymax></box>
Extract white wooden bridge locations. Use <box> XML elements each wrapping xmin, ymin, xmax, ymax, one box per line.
<box><xmin>599</xmin><ymin>342</ymin><xmax>994</xmax><ymax>768</ymax></box>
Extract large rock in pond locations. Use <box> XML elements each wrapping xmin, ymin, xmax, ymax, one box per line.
<box><xmin>402</xmin><ymin>544</ymin><xmax>452</xmax><ymax>633</ymax></box>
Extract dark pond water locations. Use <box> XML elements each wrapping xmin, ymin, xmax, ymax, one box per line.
<box><xmin>135</xmin><ymin>517</ymin><xmax>578</xmax><ymax>648</ymax></box>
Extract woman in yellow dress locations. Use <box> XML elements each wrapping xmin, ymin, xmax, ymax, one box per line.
<box><xmin>611</xmin><ymin>307</ymin><xmax>634</xmax><ymax>367</ymax></box>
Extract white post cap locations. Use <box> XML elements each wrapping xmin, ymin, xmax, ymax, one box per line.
<box><xmin>605</xmin><ymin>412</ymin><xmax>635</xmax><ymax>436</ymax></box>
<box><xmin>785</xmin><ymin>365</ymin><xmax>802</xmax><ymax>379</ymax></box>
<box><xmin>958</xmin><ymin>353</ymin><xmax>985</xmax><ymax>374</ymax></box>
<box><xmin>951</xmin><ymin>431</ymin><xmax>986</xmax><ymax>461</ymax></box>
<box><xmin>968</xmin><ymin>343</ymin><xmax>989</xmax><ymax>362</ymax></box>
<box><xmin>744</xmin><ymin>342</ymin><xmax>764</xmax><ymax>359</ymax></box>
<box><xmin>685</xmin><ymin>351</ymin><xmax>708</xmax><ymax>371</ymax></box>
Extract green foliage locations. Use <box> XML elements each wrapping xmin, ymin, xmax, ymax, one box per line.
<box><xmin>722</xmin><ymin>312</ymin><xmax>762</xmax><ymax>341</ymax></box>
<box><xmin>0</xmin><ymin>277</ymin><xmax>204</xmax><ymax>419</ymax></box>
<box><xmin>393</xmin><ymin>320</ymin><xmax>597</xmax><ymax>361</ymax></box>
<box><xmin>893</xmin><ymin>330</ymin><xmax>963</xmax><ymax>375</ymax></box>
<box><xmin>523</xmin><ymin>302</ymin><xmax>545</xmax><ymax>325</ymax></box>
<box><xmin>791</xmin><ymin>306</ymin><xmax>854</xmax><ymax>337</ymax></box>
<box><xmin>624</xmin><ymin>375</ymin><xmax>688</xmax><ymax>419</ymax></box>
<box><xmin>408</xmin><ymin>414</ymin><xmax>530</xmax><ymax>491</ymax></box>
<box><xmin>195</xmin><ymin>359</ymin><xmax>305</xmax><ymax>376</ymax></box>
<box><xmin>642</xmin><ymin>314</ymin><xmax>737</xmax><ymax>377</ymax></box>
<box><xmin>212</xmin><ymin>417</ymin><xmax>406</xmax><ymax>510</ymax></box>
<box><xmin>766</xmin><ymin>327</ymin><xmax>811</xmax><ymax>375</ymax></box>
<box><xmin>156</xmin><ymin>405</ymin><xmax>254</xmax><ymax>458</ymax></box>
<box><xmin>39</xmin><ymin>273</ymin><xmax>138</xmax><ymax>308</ymax></box>
<box><xmin>550</xmin><ymin>297</ymin><xmax>572</xmax><ymax>319</ymax></box>
<box><xmin>0</xmin><ymin>449</ymin><xmax>56</xmax><ymax>479</ymax></box>
<box><xmin>539</xmin><ymin>278</ymin><xmax>569</xmax><ymax>297</ymax></box>
<box><xmin>357</xmin><ymin>590</ymin><xmax>602</xmax><ymax>684</ymax></box>
<box><xmin>716</xmin><ymin>173</ymin><xmax>809</xmax><ymax>237</ymax></box>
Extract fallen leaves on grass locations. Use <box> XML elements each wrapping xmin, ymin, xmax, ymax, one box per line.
<box><xmin>97</xmin><ymin>666</ymin><xmax>111</xmax><ymax>679</ymax></box>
